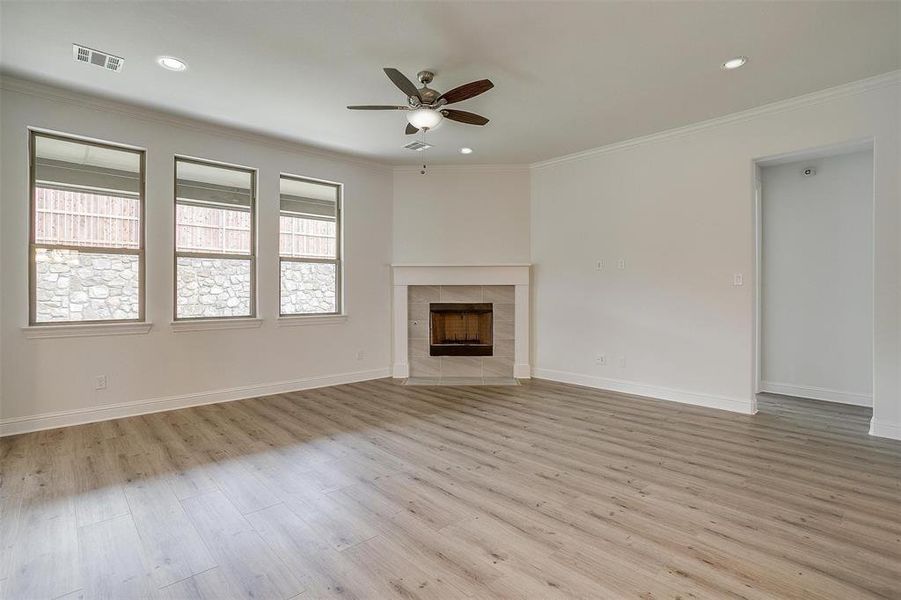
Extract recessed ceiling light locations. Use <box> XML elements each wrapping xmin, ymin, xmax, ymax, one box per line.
<box><xmin>157</xmin><ymin>56</ymin><xmax>187</xmax><ymax>72</ymax></box>
<box><xmin>460</xmin><ymin>147</ymin><xmax>473</xmax><ymax>154</ymax></box>
<box><xmin>721</xmin><ymin>56</ymin><xmax>748</xmax><ymax>70</ymax></box>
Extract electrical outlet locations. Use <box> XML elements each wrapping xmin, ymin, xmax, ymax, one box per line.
<box><xmin>94</xmin><ymin>375</ymin><xmax>108</xmax><ymax>391</ymax></box>
<box><xmin>733</xmin><ymin>273</ymin><xmax>743</xmax><ymax>286</ymax></box>
<box><xmin>595</xmin><ymin>260</ymin><xmax>604</xmax><ymax>271</ymax></box>
<box><xmin>356</xmin><ymin>350</ymin><xmax>365</xmax><ymax>361</ymax></box>
<box><xmin>595</xmin><ymin>354</ymin><xmax>607</xmax><ymax>366</ymax></box>
<box><xmin>617</xmin><ymin>258</ymin><xmax>626</xmax><ymax>270</ymax></box>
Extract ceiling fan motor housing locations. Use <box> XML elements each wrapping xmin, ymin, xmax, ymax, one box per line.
<box><xmin>416</xmin><ymin>71</ymin><xmax>440</xmax><ymax>103</ymax></box>
<box><xmin>418</xmin><ymin>87</ymin><xmax>440</xmax><ymax>104</ymax></box>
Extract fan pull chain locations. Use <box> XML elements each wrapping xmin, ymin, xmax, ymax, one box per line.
<box><xmin>418</xmin><ymin>127</ymin><xmax>428</xmax><ymax>175</ymax></box>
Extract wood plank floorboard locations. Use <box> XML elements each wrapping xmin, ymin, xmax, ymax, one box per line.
<box><xmin>1</xmin><ymin>379</ymin><xmax>899</xmax><ymax>599</ymax></box>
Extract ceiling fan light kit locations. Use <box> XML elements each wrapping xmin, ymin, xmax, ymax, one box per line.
<box><xmin>407</xmin><ymin>107</ymin><xmax>443</xmax><ymax>130</ymax></box>
<box><xmin>348</xmin><ymin>67</ymin><xmax>494</xmax><ymax>136</ymax></box>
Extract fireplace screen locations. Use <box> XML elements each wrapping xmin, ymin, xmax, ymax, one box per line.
<box><xmin>429</xmin><ymin>303</ymin><xmax>493</xmax><ymax>356</ymax></box>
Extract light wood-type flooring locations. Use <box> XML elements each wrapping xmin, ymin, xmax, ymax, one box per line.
<box><xmin>1</xmin><ymin>378</ymin><xmax>899</xmax><ymax>599</ymax></box>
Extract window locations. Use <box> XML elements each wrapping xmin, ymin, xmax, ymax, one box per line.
<box><xmin>279</xmin><ymin>175</ymin><xmax>341</xmax><ymax>315</ymax></box>
<box><xmin>175</xmin><ymin>158</ymin><xmax>255</xmax><ymax>319</ymax></box>
<box><xmin>29</xmin><ymin>131</ymin><xmax>144</xmax><ymax>324</ymax></box>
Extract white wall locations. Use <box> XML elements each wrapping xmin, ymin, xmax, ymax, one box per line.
<box><xmin>530</xmin><ymin>74</ymin><xmax>900</xmax><ymax>438</ymax></box>
<box><xmin>760</xmin><ymin>150</ymin><xmax>874</xmax><ymax>406</ymax></box>
<box><xmin>393</xmin><ymin>167</ymin><xmax>530</xmax><ymax>265</ymax></box>
<box><xmin>0</xmin><ymin>78</ymin><xmax>394</xmax><ymax>434</ymax></box>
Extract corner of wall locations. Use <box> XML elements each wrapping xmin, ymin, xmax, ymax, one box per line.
<box><xmin>869</xmin><ymin>417</ymin><xmax>901</xmax><ymax>441</ymax></box>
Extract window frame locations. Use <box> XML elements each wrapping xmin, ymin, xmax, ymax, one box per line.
<box><xmin>278</xmin><ymin>173</ymin><xmax>343</xmax><ymax>317</ymax></box>
<box><xmin>28</xmin><ymin>129</ymin><xmax>146</xmax><ymax>326</ymax></box>
<box><xmin>173</xmin><ymin>155</ymin><xmax>258</xmax><ymax>321</ymax></box>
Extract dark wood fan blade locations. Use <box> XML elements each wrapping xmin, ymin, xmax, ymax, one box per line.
<box><xmin>384</xmin><ymin>68</ymin><xmax>421</xmax><ymax>100</ymax></box>
<box><xmin>437</xmin><ymin>79</ymin><xmax>494</xmax><ymax>104</ymax></box>
<box><xmin>442</xmin><ymin>109</ymin><xmax>489</xmax><ymax>126</ymax></box>
<box><xmin>405</xmin><ymin>123</ymin><xmax>418</xmax><ymax>135</ymax></box>
<box><xmin>347</xmin><ymin>105</ymin><xmax>406</xmax><ymax>110</ymax></box>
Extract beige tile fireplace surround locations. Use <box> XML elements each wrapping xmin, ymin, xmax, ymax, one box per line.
<box><xmin>391</xmin><ymin>265</ymin><xmax>531</xmax><ymax>381</ymax></box>
<box><xmin>409</xmin><ymin>285</ymin><xmax>514</xmax><ymax>378</ymax></box>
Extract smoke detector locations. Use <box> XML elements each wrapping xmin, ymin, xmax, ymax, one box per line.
<box><xmin>72</xmin><ymin>44</ymin><xmax>124</xmax><ymax>72</ymax></box>
<box><xmin>403</xmin><ymin>141</ymin><xmax>433</xmax><ymax>152</ymax></box>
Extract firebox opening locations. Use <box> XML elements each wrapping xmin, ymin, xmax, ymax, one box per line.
<box><xmin>430</xmin><ymin>303</ymin><xmax>493</xmax><ymax>356</ymax></box>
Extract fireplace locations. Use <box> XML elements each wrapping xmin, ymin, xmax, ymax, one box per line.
<box><xmin>429</xmin><ymin>303</ymin><xmax>493</xmax><ymax>356</ymax></box>
<box><xmin>393</xmin><ymin>267</ymin><xmax>530</xmax><ymax>379</ymax></box>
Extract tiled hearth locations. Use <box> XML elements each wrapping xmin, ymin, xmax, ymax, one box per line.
<box><xmin>408</xmin><ymin>285</ymin><xmax>514</xmax><ymax>379</ymax></box>
<box><xmin>391</xmin><ymin>264</ymin><xmax>531</xmax><ymax>382</ymax></box>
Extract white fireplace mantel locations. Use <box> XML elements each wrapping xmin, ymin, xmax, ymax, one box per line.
<box><xmin>391</xmin><ymin>264</ymin><xmax>531</xmax><ymax>379</ymax></box>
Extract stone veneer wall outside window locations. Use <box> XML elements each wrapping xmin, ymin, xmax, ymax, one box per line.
<box><xmin>280</xmin><ymin>261</ymin><xmax>337</xmax><ymax>314</ymax></box>
<box><xmin>34</xmin><ymin>248</ymin><xmax>140</xmax><ymax>322</ymax></box>
<box><xmin>175</xmin><ymin>257</ymin><xmax>251</xmax><ymax>318</ymax></box>
<box><xmin>408</xmin><ymin>285</ymin><xmax>514</xmax><ymax>379</ymax></box>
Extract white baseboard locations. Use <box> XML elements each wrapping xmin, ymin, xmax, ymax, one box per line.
<box><xmin>869</xmin><ymin>418</ymin><xmax>901</xmax><ymax>441</ymax></box>
<box><xmin>759</xmin><ymin>381</ymin><xmax>871</xmax><ymax>407</ymax></box>
<box><xmin>392</xmin><ymin>363</ymin><xmax>410</xmax><ymax>378</ymax></box>
<box><xmin>533</xmin><ymin>368</ymin><xmax>756</xmax><ymax>415</ymax></box>
<box><xmin>0</xmin><ymin>367</ymin><xmax>391</xmax><ymax>437</ymax></box>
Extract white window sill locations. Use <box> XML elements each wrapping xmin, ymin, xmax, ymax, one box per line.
<box><xmin>23</xmin><ymin>322</ymin><xmax>153</xmax><ymax>339</ymax></box>
<box><xmin>277</xmin><ymin>314</ymin><xmax>347</xmax><ymax>327</ymax></box>
<box><xmin>170</xmin><ymin>317</ymin><xmax>263</xmax><ymax>333</ymax></box>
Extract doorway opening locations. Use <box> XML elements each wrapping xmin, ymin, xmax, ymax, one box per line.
<box><xmin>753</xmin><ymin>140</ymin><xmax>875</xmax><ymax>422</ymax></box>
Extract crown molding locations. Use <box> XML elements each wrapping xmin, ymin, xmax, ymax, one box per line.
<box><xmin>0</xmin><ymin>72</ymin><xmax>393</xmax><ymax>172</ymax></box>
<box><xmin>392</xmin><ymin>164</ymin><xmax>530</xmax><ymax>174</ymax></box>
<box><xmin>531</xmin><ymin>70</ymin><xmax>901</xmax><ymax>170</ymax></box>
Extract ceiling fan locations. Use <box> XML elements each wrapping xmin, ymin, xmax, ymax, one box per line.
<box><xmin>347</xmin><ymin>68</ymin><xmax>493</xmax><ymax>135</ymax></box>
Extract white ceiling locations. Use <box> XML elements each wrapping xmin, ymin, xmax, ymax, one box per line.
<box><xmin>2</xmin><ymin>1</ymin><xmax>898</xmax><ymax>165</ymax></box>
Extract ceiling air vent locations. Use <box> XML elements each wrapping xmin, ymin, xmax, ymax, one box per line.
<box><xmin>72</xmin><ymin>44</ymin><xmax>124</xmax><ymax>72</ymax></box>
<box><xmin>403</xmin><ymin>141</ymin><xmax>433</xmax><ymax>152</ymax></box>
